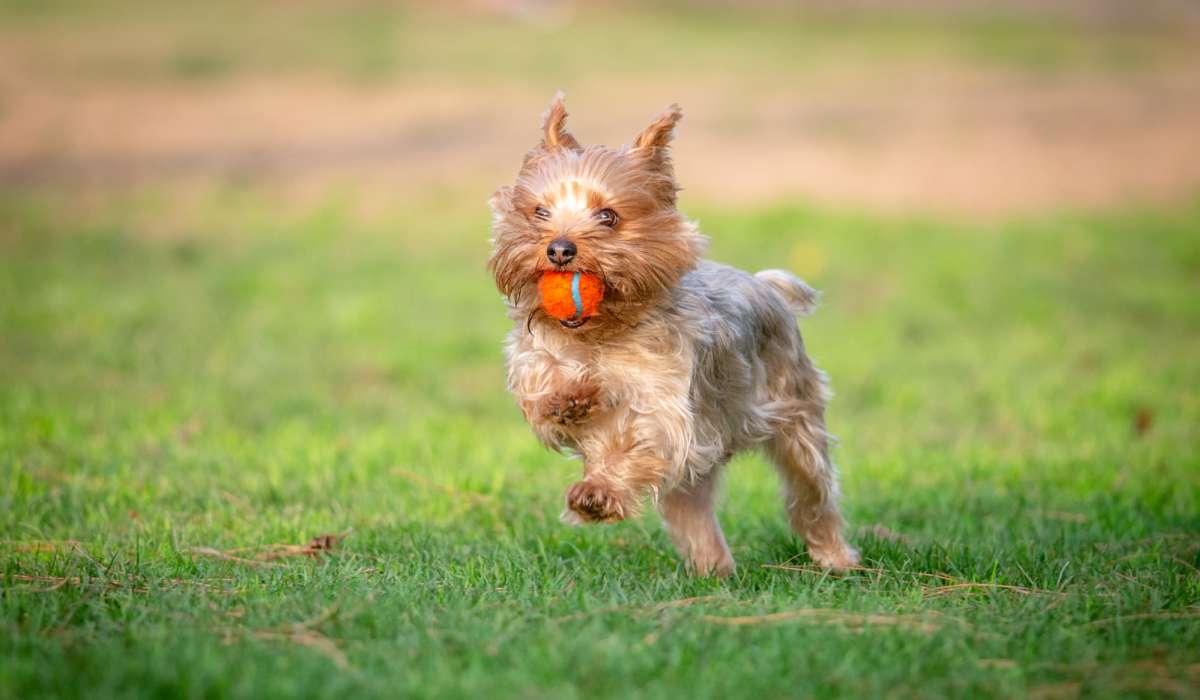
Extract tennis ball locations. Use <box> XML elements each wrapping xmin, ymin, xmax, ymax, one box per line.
<box><xmin>538</xmin><ymin>271</ymin><xmax>605</xmax><ymax>322</ymax></box>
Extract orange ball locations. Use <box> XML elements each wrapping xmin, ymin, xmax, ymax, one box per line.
<box><xmin>538</xmin><ymin>271</ymin><xmax>605</xmax><ymax>322</ymax></box>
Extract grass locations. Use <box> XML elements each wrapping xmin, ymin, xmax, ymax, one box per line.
<box><xmin>2</xmin><ymin>186</ymin><xmax>1198</xmax><ymax>698</ymax></box>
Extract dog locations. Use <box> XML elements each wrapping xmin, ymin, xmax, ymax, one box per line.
<box><xmin>487</xmin><ymin>94</ymin><xmax>858</xmax><ymax>576</ymax></box>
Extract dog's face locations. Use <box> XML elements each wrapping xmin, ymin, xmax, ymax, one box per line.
<box><xmin>488</xmin><ymin>94</ymin><xmax>706</xmax><ymax>328</ymax></box>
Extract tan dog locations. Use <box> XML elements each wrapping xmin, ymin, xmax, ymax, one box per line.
<box><xmin>488</xmin><ymin>94</ymin><xmax>857</xmax><ymax>576</ymax></box>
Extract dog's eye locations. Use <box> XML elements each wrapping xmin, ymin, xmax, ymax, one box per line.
<box><xmin>596</xmin><ymin>208</ymin><xmax>619</xmax><ymax>228</ymax></box>
<box><xmin>533</xmin><ymin>206</ymin><xmax>551</xmax><ymax>221</ymax></box>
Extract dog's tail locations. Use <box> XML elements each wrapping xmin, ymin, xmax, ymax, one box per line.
<box><xmin>756</xmin><ymin>269</ymin><xmax>819</xmax><ymax>317</ymax></box>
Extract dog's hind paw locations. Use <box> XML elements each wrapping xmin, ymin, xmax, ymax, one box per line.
<box><xmin>810</xmin><ymin>544</ymin><xmax>860</xmax><ymax>571</ymax></box>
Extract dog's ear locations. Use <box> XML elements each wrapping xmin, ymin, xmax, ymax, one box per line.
<box><xmin>488</xmin><ymin>186</ymin><xmax>514</xmax><ymax>217</ymax></box>
<box><xmin>540</xmin><ymin>91</ymin><xmax>581</xmax><ymax>152</ymax></box>
<box><xmin>629</xmin><ymin>104</ymin><xmax>683</xmax><ymax>204</ymax></box>
<box><xmin>632</xmin><ymin>103</ymin><xmax>683</xmax><ymax>151</ymax></box>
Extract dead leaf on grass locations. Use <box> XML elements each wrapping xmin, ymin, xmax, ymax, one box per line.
<box><xmin>190</xmin><ymin>529</ymin><xmax>353</xmax><ymax>566</ymax></box>
<box><xmin>258</xmin><ymin>530</ymin><xmax>352</xmax><ymax>560</ymax></box>
<box><xmin>1133</xmin><ymin>406</ymin><xmax>1154</xmax><ymax>437</ymax></box>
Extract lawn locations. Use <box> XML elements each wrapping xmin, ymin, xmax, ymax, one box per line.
<box><xmin>2</xmin><ymin>187</ymin><xmax>1198</xmax><ymax>698</ymax></box>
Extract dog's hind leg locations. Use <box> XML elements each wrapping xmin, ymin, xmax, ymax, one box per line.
<box><xmin>658</xmin><ymin>468</ymin><xmax>735</xmax><ymax>577</ymax></box>
<box><xmin>766</xmin><ymin>410</ymin><xmax>858</xmax><ymax>570</ymax></box>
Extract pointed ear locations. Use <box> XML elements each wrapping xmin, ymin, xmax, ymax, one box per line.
<box><xmin>488</xmin><ymin>186</ymin><xmax>514</xmax><ymax>217</ymax></box>
<box><xmin>541</xmin><ymin>91</ymin><xmax>581</xmax><ymax>151</ymax></box>
<box><xmin>632</xmin><ymin>103</ymin><xmax>683</xmax><ymax>150</ymax></box>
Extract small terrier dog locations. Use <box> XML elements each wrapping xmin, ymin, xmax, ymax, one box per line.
<box><xmin>488</xmin><ymin>94</ymin><xmax>858</xmax><ymax>575</ymax></box>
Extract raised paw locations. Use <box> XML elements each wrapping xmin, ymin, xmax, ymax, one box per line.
<box><xmin>564</xmin><ymin>479</ymin><xmax>626</xmax><ymax>524</ymax></box>
<box><xmin>541</xmin><ymin>386</ymin><xmax>601</xmax><ymax>426</ymax></box>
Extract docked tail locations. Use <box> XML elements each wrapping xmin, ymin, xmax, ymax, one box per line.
<box><xmin>756</xmin><ymin>269</ymin><xmax>819</xmax><ymax>316</ymax></box>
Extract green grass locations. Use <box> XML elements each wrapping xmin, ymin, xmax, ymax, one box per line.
<box><xmin>2</xmin><ymin>188</ymin><xmax>1198</xmax><ymax>698</ymax></box>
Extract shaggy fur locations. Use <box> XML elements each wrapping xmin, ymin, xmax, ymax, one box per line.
<box><xmin>488</xmin><ymin>93</ymin><xmax>858</xmax><ymax>576</ymax></box>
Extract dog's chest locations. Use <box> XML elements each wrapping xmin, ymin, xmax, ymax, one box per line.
<box><xmin>519</xmin><ymin>324</ymin><xmax>692</xmax><ymax>404</ymax></box>
<box><xmin>527</xmin><ymin>330</ymin><xmax>643</xmax><ymax>382</ymax></box>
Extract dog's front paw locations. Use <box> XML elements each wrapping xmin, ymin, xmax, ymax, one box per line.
<box><xmin>541</xmin><ymin>385</ymin><xmax>601</xmax><ymax>426</ymax></box>
<box><xmin>564</xmin><ymin>479</ymin><xmax>626</xmax><ymax>523</ymax></box>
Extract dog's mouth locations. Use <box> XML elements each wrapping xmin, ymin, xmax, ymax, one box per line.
<box><xmin>559</xmin><ymin>317</ymin><xmax>589</xmax><ymax>329</ymax></box>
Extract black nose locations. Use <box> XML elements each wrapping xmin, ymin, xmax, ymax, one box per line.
<box><xmin>546</xmin><ymin>238</ymin><xmax>577</xmax><ymax>266</ymax></box>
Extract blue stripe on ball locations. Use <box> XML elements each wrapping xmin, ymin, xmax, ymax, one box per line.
<box><xmin>570</xmin><ymin>271</ymin><xmax>584</xmax><ymax>320</ymax></box>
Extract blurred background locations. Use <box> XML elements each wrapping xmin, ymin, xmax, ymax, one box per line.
<box><xmin>3</xmin><ymin>0</ymin><xmax>1200</xmax><ymax>214</ymax></box>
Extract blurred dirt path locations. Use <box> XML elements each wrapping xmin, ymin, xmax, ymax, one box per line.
<box><xmin>2</xmin><ymin>61</ymin><xmax>1199</xmax><ymax>215</ymax></box>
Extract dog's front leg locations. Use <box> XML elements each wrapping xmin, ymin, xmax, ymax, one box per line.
<box><xmin>562</xmin><ymin>417</ymin><xmax>674</xmax><ymax>525</ymax></box>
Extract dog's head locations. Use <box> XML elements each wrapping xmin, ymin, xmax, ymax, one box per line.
<box><xmin>488</xmin><ymin>93</ymin><xmax>706</xmax><ymax>330</ymax></box>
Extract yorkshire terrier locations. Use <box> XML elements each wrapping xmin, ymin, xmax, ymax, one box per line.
<box><xmin>488</xmin><ymin>94</ymin><xmax>858</xmax><ymax>576</ymax></box>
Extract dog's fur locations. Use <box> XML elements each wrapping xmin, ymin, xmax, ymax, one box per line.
<box><xmin>488</xmin><ymin>94</ymin><xmax>858</xmax><ymax>575</ymax></box>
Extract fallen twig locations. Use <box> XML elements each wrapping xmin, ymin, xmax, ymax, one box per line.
<box><xmin>1042</xmin><ymin>511</ymin><xmax>1088</xmax><ymax>523</ymax></box>
<box><xmin>252</xmin><ymin>629</ymin><xmax>351</xmax><ymax>670</ymax></box>
<box><xmin>978</xmin><ymin>658</ymin><xmax>1018</xmax><ymax>669</ymax></box>
<box><xmin>189</xmin><ymin>530</ymin><xmax>352</xmax><ymax>566</ymax></box>
<box><xmin>1081</xmin><ymin>610</ymin><xmax>1200</xmax><ymax>628</ymax></box>
<box><xmin>1</xmin><ymin>539</ymin><xmax>84</xmax><ymax>553</ymax></box>
<box><xmin>762</xmin><ymin>562</ymin><xmax>958</xmax><ymax>583</ymax></box>
<box><xmin>701</xmin><ymin>608</ymin><xmax>941</xmax><ymax>634</ymax></box>
<box><xmin>189</xmin><ymin>547</ymin><xmax>280</xmax><ymax>568</ymax></box>
<box><xmin>6</xmin><ymin>574</ymin><xmax>76</xmax><ymax>593</ymax></box>
<box><xmin>927</xmin><ymin>582</ymin><xmax>1065</xmax><ymax>598</ymax></box>
<box><xmin>550</xmin><ymin>595</ymin><xmax>734</xmax><ymax>623</ymax></box>
<box><xmin>1096</xmin><ymin>533</ymin><xmax>1198</xmax><ymax>551</ymax></box>
<box><xmin>256</xmin><ymin>530</ymin><xmax>354</xmax><ymax>561</ymax></box>
<box><xmin>6</xmin><ymin>573</ymin><xmax>238</xmax><ymax>595</ymax></box>
<box><xmin>232</xmin><ymin>600</ymin><xmax>361</xmax><ymax>672</ymax></box>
